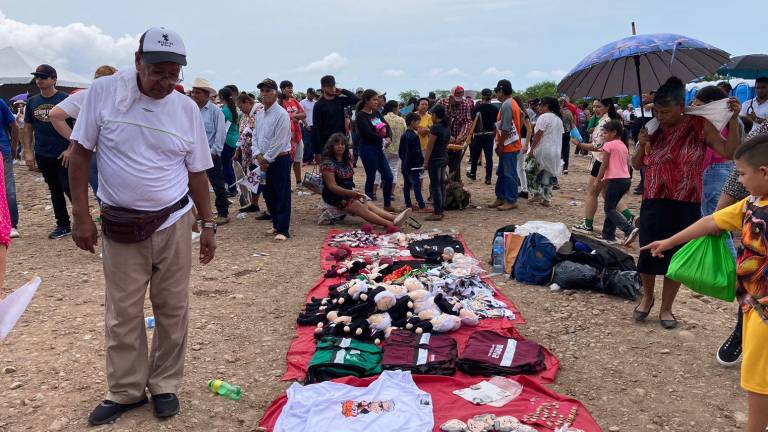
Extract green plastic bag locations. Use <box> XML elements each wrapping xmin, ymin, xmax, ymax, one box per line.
<box><xmin>666</xmin><ymin>232</ymin><xmax>736</xmax><ymax>301</ymax></box>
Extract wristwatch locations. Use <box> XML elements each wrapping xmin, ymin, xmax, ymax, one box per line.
<box><xmin>201</xmin><ymin>221</ymin><xmax>218</xmax><ymax>233</ymax></box>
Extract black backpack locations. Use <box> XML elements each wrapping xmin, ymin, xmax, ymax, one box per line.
<box><xmin>556</xmin><ymin>233</ymin><xmax>637</xmax><ymax>272</ymax></box>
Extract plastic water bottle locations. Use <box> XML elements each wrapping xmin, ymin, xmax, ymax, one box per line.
<box><xmin>145</xmin><ymin>316</ymin><xmax>155</xmax><ymax>329</ymax></box>
<box><xmin>492</xmin><ymin>234</ymin><xmax>505</xmax><ymax>274</ymax></box>
<box><xmin>208</xmin><ymin>379</ymin><xmax>242</xmax><ymax>400</ymax></box>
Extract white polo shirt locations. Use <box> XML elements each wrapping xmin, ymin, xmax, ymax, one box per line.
<box><xmin>71</xmin><ymin>69</ymin><xmax>213</xmax><ymax>229</ymax></box>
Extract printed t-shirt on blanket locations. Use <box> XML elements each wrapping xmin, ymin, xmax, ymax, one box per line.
<box><xmin>274</xmin><ymin>370</ymin><xmax>433</xmax><ymax>432</ymax></box>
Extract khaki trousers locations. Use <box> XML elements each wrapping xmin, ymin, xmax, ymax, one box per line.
<box><xmin>101</xmin><ymin>210</ymin><xmax>194</xmax><ymax>403</ymax></box>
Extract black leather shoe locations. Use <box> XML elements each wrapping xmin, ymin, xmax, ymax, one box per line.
<box><xmin>152</xmin><ymin>393</ymin><xmax>180</xmax><ymax>418</ymax></box>
<box><xmin>255</xmin><ymin>212</ymin><xmax>271</xmax><ymax>221</ymax></box>
<box><xmin>88</xmin><ymin>397</ymin><xmax>147</xmax><ymax>425</ymax></box>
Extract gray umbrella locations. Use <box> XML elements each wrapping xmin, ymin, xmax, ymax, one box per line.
<box><xmin>718</xmin><ymin>54</ymin><xmax>768</xmax><ymax>79</ymax></box>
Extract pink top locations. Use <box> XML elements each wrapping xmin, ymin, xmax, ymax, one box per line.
<box><xmin>601</xmin><ymin>139</ymin><xmax>630</xmax><ymax>180</ymax></box>
<box><xmin>0</xmin><ymin>154</ymin><xmax>10</xmax><ymax>248</ymax></box>
<box><xmin>702</xmin><ymin>125</ymin><xmax>731</xmax><ymax>169</ymax></box>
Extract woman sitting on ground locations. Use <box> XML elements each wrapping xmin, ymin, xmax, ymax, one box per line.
<box><xmin>321</xmin><ymin>133</ymin><xmax>411</xmax><ymax>229</ymax></box>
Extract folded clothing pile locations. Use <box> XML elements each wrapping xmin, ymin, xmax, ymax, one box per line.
<box><xmin>382</xmin><ymin>330</ymin><xmax>457</xmax><ymax>375</ymax></box>
<box><xmin>456</xmin><ymin>331</ymin><xmax>546</xmax><ymax>376</ymax></box>
<box><xmin>306</xmin><ymin>336</ymin><xmax>382</xmax><ymax>384</ymax></box>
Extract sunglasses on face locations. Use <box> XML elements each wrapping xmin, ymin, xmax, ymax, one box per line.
<box><xmin>33</xmin><ymin>74</ymin><xmax>51</xmax><ymax>80</ymax></box>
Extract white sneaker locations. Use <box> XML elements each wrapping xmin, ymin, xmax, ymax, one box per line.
<box><xmin>10</xmin><ymin>228</ymin><xmax>19</xmax><ymax>238</ymax></box>
<box><xmin>273</xmin><ymin>234</ymin><xmax>288</xmax><ymax>242</ymax></box>
<box><xmin>265</xmin><ymin>227</ymin><xmax>276</xmax><ymax>235</ymax></box>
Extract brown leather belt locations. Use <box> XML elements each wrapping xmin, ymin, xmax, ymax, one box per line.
<box><xmin>277</xmin><ymin>151</ymin><xmax>290</xmax><ymax>157</ymax></box>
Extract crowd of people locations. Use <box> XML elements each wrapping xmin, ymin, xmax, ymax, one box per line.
<box><xmin>1</xmin><ymin>25</ymin><xmax>768</xmax><ymax>430</ymax></box>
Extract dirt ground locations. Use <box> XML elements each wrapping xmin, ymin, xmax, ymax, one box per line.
<box><xmin>0</xmin><ymin>154</ymin><xmax>749</xmax><ymax>432</ymax></box>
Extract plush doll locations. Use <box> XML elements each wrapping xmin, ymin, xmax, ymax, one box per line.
<box><xmin>403</xmin><ymin>277</ymin><xmax>425</xmax><ymax>292</ymax></box>
<box><xmin>409</xmin><ymin>290</ymin><xmax>435</xmax><ymax>314</ymax></box>
<box><xmin>387</xmin><ymin>296</ymin><xmax>413</xmax><ymax>327</ymax></box>
<box><xmin>434</xmin><ymin>293</ymin><xmax>461</xmax><ymax>315</ymax></box>
<box><xmin>442</xmin><ymin>246</ymin><xmax>455</xmax><ymax>263</ymax></box>
<box><xmin>345</xmin><ymin>312</ymin><xmax>393</xmax><ymax>344</ymax></box>
<box><xmin>383</xmin><ymin>283</ymin><xmax>408</xmax><ymax>299</ymax></box>
<box><xmin>313</xmin><ymin>321</ymin><xmax>347</xmax><ymax>339</ymax></box>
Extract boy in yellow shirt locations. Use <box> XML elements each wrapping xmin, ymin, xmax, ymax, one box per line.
<box><xmin>643</xmin><ymin>134</ymin><xmax>768</xmax><ymax>431</ymax></box>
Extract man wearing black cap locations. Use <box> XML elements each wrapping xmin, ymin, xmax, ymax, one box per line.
<box><xmin>468</xmin><ymin>88</ymin><xmax>499</xmax><ymax>184</ymax></box>
<box><xmin>312</xmin><ymin>75</ymin><xmax>358</xmax><ymax>162</ymax></box>
<box><xmin>491</xmin><ymin>79</ymin><xmax>522</xmax><ymax>211</ymax></box>
<box><xmin>68</xmin><ymin>27</ymin><xmax>217</xmax><ymax>425</ymax></box>
<box><xmin>23</xmin><ymin>64</ymin><xmax>75</xmax><ymax>239</ymax></box>
<box><xmin>254</xmin><ymin>78</ymin><xmax>292</xmax><ymax>241</ymax></box>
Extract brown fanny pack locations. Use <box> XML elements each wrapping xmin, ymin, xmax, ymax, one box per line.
<box><xmin>100</xmin><ymin>196</ymin><xmax>190</xmax><ymax>243</ymax></box>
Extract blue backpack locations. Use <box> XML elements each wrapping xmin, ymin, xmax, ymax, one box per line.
<box><xmin>513</xmin><ymin>233</ymin><xmax>557</xmax><ymax>285</ymax></box>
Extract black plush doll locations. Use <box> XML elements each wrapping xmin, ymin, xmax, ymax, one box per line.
<box><xmin>387</xmin><ymin>296</ymin><xmax>414</xmax><ymax>327</ymax></box>
<box><xmin>434</xmin><ymin>293</ymin><xmax>461</xmax><ymax>316</ymax></box>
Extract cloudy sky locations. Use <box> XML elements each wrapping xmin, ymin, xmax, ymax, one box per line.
<box><xmin>1</xmin><ymin>1</ymin><xmax>766</xmax><ymax>97</ymax></box>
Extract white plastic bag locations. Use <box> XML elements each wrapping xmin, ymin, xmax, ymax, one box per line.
<box><xmin>0</xmin><ymin>277</ymin><xmax>42</xmax><ymax>341</ymax></box>
<box><xmin>514</xmin><ymin>221</ymin><xmax>571</xmax><ymax>249</ymax></box>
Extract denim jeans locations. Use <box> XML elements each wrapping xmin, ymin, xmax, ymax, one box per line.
<box><xmin>495</xmin><ymin>151</ymin><xmax>519</xmax><ymax>203</ymax></box>
<box><xmin>263</xmin><ymin>154</ymin><xmax>292</xmax><ymax>236</ymax></box>
<box><xmin>36</xmin><ymin>154</ymin><xmax>71</xmax><ymax>228</ymax></box>
<box><xmin>301</xmin><ymin>125</ymin><xmax>314</xmax><ymax>163</ymax></box>
<box><xmin>428</xmin><ymin>161</ymin><xmax>447</xmax><ymax>215</ymax></box>
<box><xmin>206</xmin><ymin>155</ymin><xmax>229</xmax><ymax>217</ymax></box>
<box><xmin>603</xmin><ymin>178</ymin><xmax>632</xmax><ymax>240</ymax></box>
<box><xmin>4</xmin><ymin>156</ymin><xmax>18</xmax><ymax>228</ymax></box>
<box><xmin>89</xmin><ymin>156</ymin><xmax>99</xmax><ymax>201</ymax></box>
<box><xmin>402</xmin><ymin>170</ymin><xmax>425</xmax><ymax>208</ymax></box>
<box><xmin>702</xmin><ymin>161</ymin><xmax>736</xmax><ymax>256</ymax></box>
<box><xmin>359</xmin><ymin>144</ymin><xmax>393</xmax><ymax>207</ymax></box>
<box><xmin>220</xmin><ymin>145</ymin><xmax>237</xmax><ymax>193</ymax></box>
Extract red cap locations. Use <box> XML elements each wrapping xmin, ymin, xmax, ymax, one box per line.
<box><xmin>451</xmin><ymin>85</ymin><xmax>464</xmax><ymax>96</ymax></box>
<box><xmin>174</xmin><ymin>84</ymin><xmax>185</xmax><ymax>93</ymax></box>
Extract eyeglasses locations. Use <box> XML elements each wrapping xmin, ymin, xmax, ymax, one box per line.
<box><xmin>147</xmin><ymin>68</ymin><xmax>184</xmax><ymax>84</ymax></box>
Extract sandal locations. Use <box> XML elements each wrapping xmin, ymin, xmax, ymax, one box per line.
<box><xmin>633</xmin><ymin>297</ymin><xmax>655</xmax><ymax>322</ymax></box>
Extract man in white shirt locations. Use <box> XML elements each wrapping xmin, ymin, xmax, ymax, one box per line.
<box><xmin>299</xmin><ymin>88</ymin><xmax>317</xmax><ymax>164</ymax></box>
<box><xmin>49</xmin><ymin>65</ymin><xmax>118</xmax><ymax>199</ymax></box>
<box><xmin>254</xmin><ymin>78</ymin><xmax>292</xmax><ymax>241</ymax></box>
<box><xmin>741</xmin><ymin>76</ymin><xmax>768</xmax><ymax>125</ymax></box>
<box><xmin>68</xmin><ymin>27</ymin><xmax>217</xmax><ymax>425</ymax></box>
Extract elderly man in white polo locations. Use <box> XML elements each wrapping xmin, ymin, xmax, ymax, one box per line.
<box><xmin>69</xmin><ymin>27</ymin><xmax>217</xmax><ymax>425</ymax></box>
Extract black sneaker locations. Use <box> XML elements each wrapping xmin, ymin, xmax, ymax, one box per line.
<box><xmin>255</xmin><ymin>212</ymin><xmax>271</xmax><ymax>221</ymax></box>
<box><xmin>88</xmin><ymin>397</ymin><xmax>147</xmax><ymax>425</ymax></box>
<box><xmin>466</xmin><ymin>172</ymin><xmax>476</xmax><ymax>181</ymax></box>
<box><xmin>518</xmin><ymin>191</ymin><xmax>529</xmax><ymax>199</ymax></box>
<box><xmin>716</xmin><ymin>328</ymin><xmax>742</xmax><ymax>366</ymax></box>
<box><xmin>152</xmin><ymin>393</ymin><xmax>180</xmax><ymax>418</ymax></box>
<box><xmin>484</xmin><ymin>179</ymin><xmax>492</xmax><ymax>185</ymax></box>
<box><xmin>49</xmin><ymin>226</ymin><xmax>72</xmax><ymax>240</ymax></box>
<box><xmin>238</xmin><ymin>204</ymin><xmax>260</xmax><ymax>213</ymax></box>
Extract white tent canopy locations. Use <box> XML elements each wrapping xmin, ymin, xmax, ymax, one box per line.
<box><xmin>0</xmin><ymin>46</ymin><xmax>90</xmax><ymax>89</ymax></box>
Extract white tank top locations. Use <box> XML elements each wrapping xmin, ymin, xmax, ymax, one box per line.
<box><xmin>274</xmin><ymin>370</ymin><xmax>434</xmax><ymax>432</ymax></box>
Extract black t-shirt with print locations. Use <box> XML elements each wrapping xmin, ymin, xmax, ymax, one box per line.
<box><xmin>24</xmin><ymin>91</ymin><xmax>72</xmax><ymax>157</ymax></box>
